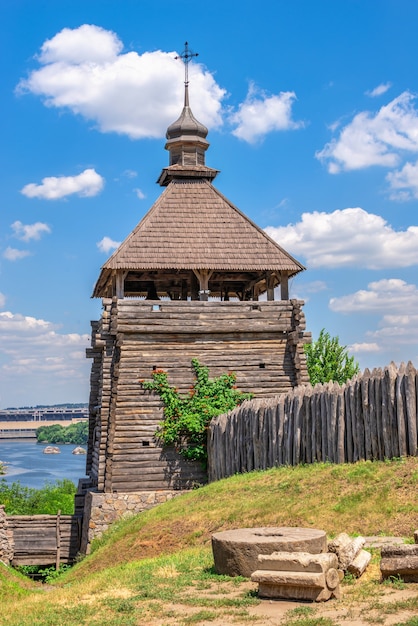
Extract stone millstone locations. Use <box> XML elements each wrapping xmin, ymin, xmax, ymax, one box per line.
<box><xmin>211</xmin><ymin>527</ymin><xmax>327</xmax><ymax>577</ymax></box>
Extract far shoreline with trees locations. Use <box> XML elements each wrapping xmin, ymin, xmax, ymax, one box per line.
<box><xmin>36</xmin><ymin>421</ymin><xmax>88</xmax><ymax>445</ymax></box>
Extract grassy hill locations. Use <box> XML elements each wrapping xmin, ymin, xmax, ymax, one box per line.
<box><xmin>1</xmin><ymin>457</ymin><xmax>418</xmax><ymax>625</ymax></box>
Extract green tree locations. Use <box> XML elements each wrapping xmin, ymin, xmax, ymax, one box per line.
<box><xmin>139</xmin><ymin>359</ymin><xmax>252</xmax><ymax>466</ymax></box>
<box><xmin>304</xmin><ymin>328</ymin><xmax>360</xmax><ymax>386</ymax></box>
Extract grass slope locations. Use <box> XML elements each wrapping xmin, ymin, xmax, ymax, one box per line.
<box><xmin>1</xmin><ymin>457</ymin><xmax>418</xmax><ymax>626</ymax></box>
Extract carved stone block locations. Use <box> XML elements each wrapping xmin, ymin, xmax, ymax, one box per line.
<box><xmin>381</xmin><ymin>545</ymin><xmax>418</xmax><ymax>582</ymax></box>
<box><xmin>251</xmin><ymin>551</ymin><xmax>341</xmax><ymax>602</ymax></box>
<box><xmin>328</xmin><ymin>533</ymin><xmax>367</xmax><ymax>574</ymax></box>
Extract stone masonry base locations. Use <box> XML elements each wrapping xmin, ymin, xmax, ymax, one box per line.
<box><xmin>0</xmin><ymin>505</ymin><xmax>14</xmax><ymax>565</ymax></box>
<box><xmin>80</xmin><ymin>490</ymin><xmax>184</xmax><ymax>554</ymax></box>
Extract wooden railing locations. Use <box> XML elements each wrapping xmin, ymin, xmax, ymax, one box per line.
<box><xmin>208</xmin><ymin>362</ymin><xmax>418</xmax><ymax>482</ymax></box>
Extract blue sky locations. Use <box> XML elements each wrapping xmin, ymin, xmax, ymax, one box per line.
<box><xmin>1</xmin><ymin>0</ymin><xmax>418</xmax><ymax>407</ymax></box>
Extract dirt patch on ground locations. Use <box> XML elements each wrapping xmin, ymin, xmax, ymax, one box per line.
<box><xmin>206</xmin><ymin>582</ymin><xmax>418</xmax><ymax>626</ymax></box>
<box><xmin>138</xmin><ymin>571</ymin><xmax>418</xmax><ymax>626</ymax></box>
<box><xmin>134</xmin><ymin>582</ymin><xmax>418</xmax><ymax>626</ymax></box>
<box><xmin>157</xmin><ymin>551</ymin><xmax>418</xmax><ymax>626</ymax></box>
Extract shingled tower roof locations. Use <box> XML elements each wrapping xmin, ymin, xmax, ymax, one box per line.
<box><xmin>93</xmin><ymin>45</ymin><xmax>305</xmax><ymax>301</ymax></box>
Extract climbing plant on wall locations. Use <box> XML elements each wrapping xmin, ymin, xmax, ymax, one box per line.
<box><xmin>139</xmin><ymin>359</ymin><xmax>252</xmax><ymax>466</ymax></box>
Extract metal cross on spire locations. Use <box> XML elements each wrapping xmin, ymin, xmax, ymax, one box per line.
<box><xmin>175</xmin><ymin>41</ymin><xmax>199</xmax><ymax>86</ymax></box>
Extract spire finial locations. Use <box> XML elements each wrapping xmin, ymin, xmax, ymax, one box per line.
<box><xmin>175</xmin><ymin>41</ymin><xmax>199</xmax><ymax>86</ymax></box>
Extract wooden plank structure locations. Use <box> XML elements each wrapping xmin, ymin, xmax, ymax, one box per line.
<box><xmin>86</xmin><ymin>49</ymin><xmax>309</xmax><ymax>493</ymax></box>
<box><xmin>87</xmin><ymin>298</ymin><xmax>309</xmax><ymax>491</ymax></box>
<box><xmin>8</xmin><ymin>514</ymin><xmax>81</xmax><ymax>566</ymax></box>
<box><xmin>208</xmin><ymin>362</ymin><xmax>418</xmax><ymax>482</ymax></box>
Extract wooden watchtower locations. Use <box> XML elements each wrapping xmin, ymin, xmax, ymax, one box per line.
<box><xmin>86</xmin><ymin>48</ymin><xmax>309</xmax><ymax>493</ymax></box>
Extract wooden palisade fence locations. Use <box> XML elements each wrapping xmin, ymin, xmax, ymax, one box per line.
<box><xmin>208</xmin><ymin>362</ymin><xmax>418</xmax><ymax>482</ymax></box>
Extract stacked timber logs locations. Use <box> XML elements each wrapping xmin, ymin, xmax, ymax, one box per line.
<box><xmin>86</xmin><ymin>298</ymin><xmax>310</xmax><ymax>493</ymax></box>
<box><xmin>208</xmin><ymin>362</ymin><xmax>418</xmax><ymax>482</ymax></box>
<box><xmin>7</xmin><ymin>514</ymin><xmax>81</xmax><ymax>566</ymax></box>
<box><xmin>86</xmin><ymin>299</ymin><xmax>116</xmax><ymax>490</ymax></box>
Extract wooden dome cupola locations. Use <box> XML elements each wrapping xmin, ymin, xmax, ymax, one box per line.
<box><xmin>157</xmin><ymin>80</ymin><xmax>219</xmax><ymax>187</ymax></box>
<box><xmin>165</xmin><ymin>83</ymin><xmax>209</xmax><ymax>168</ymax></box>
<box><xmin>92</xmin><ymin>43</ymin><xmax>305</xmax><ymax>302</ymax></box>
<box><xmin>165</xmin><ymin>42</ymin><xmax>209</xmax><ymax>171</ymax></box>
<box><xmin>158</xmin><ymin>43</ymin><xmax>218</xmax><ymax>187</ymax></box>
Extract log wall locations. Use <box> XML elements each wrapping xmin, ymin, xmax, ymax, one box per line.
<box><xmin>7</xmin><ymin>514</ymin><xmax>81</xmax><ymax>566</ymax></box>
<box><xmin>208</xmin><ymin>362</ymin><xmax>418</xmax><ymax>482</ymax></box>
<box><xmin>87</xmin><ymin>298</ymin><xmax>309</xmax><ymax>492</ymax></box>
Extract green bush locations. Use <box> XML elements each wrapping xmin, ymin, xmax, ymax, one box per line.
<box><xmin>0</xmin><ymin>478</ymin><xmax>76</xmax><ymax>515</ymax></box>
<box><xmin>140</xmin><ymin>359</ymin><xmax>252</xmax><ymax>466</ymax></box>
<box><xmin>16</xmin><ymin>564</ymin><xmax>71</xmax><ymax>583</ymax></box>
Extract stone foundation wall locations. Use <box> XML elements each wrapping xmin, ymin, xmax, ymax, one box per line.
<box><xmin>80</xmin><ymin>489</ymin><xmax>183</xmax><ymax>554</ymax></box>
<box><xmin>0</xmin><ymin>505</ymin><xmax>14</xmax><ymax>565</ymax></box>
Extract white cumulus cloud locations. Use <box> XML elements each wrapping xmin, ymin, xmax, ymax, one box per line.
<box><xmin>0</xmin><ymin>310</ymin><xmax>52</xmax><ymax>332</ymax></box>
<box><xmin>21</xmin><ymin>168</ymin><xmax>104</xmax><ymax>200</ymax></box>
<box><xmin>369</xmin><ymin>314</ymin><xmax>418</xmax><ymax>344</ymax></box>
<box><xmin>3</xmin><ymin>247</ymin><xmax>31</xmax><ymax>261</ymax></box>
<box><xmin>329</xmin><ymin>279</ymin><xmax>418</xmax><ymax>314</ymax></box>
<box><xmin>386</xmin><ymin>159</ymin><xmax>418</xmax><ymax>200</ymax></box>
<box><xmin>0</xmin><ymin>310</ymin><xmax>91</xmax><ymax>406</ymax></box>
<box><xmin>329</xmin><ymin>280</ymin><xmax>418</xmax><ymax>356</ymax></box>
<box><xmin>97</xmin><ymin>236</ymin><xmax>121</xmax><ymax>253</ymax></box>
<box><xmin>366</xmin><ymin>83</ymin><xmax>392</xmax><ymax>98</ymax></box>
<box><xmin>316</xmin><ymin>91</ymin><xmax>418</xmax><ymax>173</ymax></box>
<box><xmin>230</xmin><ymin>83</ymin><xmax>303</xmax><ymax>143</ymax></box>
<box><xmin>38</xmin><ymin>23</ymin><xmax>122</xmax><ymax>65</ymax></box>
<box><xmin>18</xmin><ymin>24</ymin><xmax>226</xmax><ymax>140</ymax></box>
<box><xmin>265</xmin><ymin>207</ymin><xmax>418</xmax><ymax>269</ymax></box>
<box><xmin>11</xmin><ymin>220</ymin><xmax>51</xmax><ymax>241</ymax></box>
<box><xmin>349</xmin><ymin>342</ymin><xmax>381</xmax><ymax>353</ymax></box>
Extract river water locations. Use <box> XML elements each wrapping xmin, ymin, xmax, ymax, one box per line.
<box><xmin>0</xmin><ymin>440</ymin><xmax>88</xmax><ymax>489</ymax></box>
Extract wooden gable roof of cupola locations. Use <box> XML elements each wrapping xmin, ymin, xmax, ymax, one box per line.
<box><xmin>93</xmin><ymin>48</ymin><xmax>305</xmax><ymax>302</ymax></box>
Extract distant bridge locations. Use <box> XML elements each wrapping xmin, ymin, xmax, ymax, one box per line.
<box><xmin>0</xmin><ymin>418</ymin><xmax>87</xmax><ymax>439</ymax></box>
<box><xmin>0</xmin><ymin>406</ymin><xmax>88</xmax><ymax>439</ymax></box>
